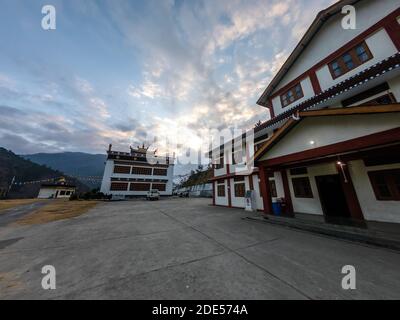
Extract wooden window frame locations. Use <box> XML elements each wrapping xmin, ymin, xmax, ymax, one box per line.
<box><xmin>153</xmin><ymin>168</ymin><xmax>168</xmax><ymax>176</ymax></box>
<box><xmin>328</xmin><ymin>41</ymin><xmax>373</xmax><ymax>80</ymax></box>
<box><xmin>131</xmin><ymin>166</ymin><xmax>152</xmax><ymax>175</ymax></box>
<box><xmin>217</xmin><ymin>184</ymin><xmax>226</xmax><ymax>197</ymax></box>
<box><xmin>110</xmin><ymin>182</ymin><xmax>129</xmax><ymax>191</ymax></box>
<box><xmin>130</xmin><ymin>183</ymin><xmax>151</xmax><ymax>191</ymax></box>
<box><xmin>234</xmin><ymin>182</ymin><xmax>245</xmax><ymax>198</ymax></box>
<box><xmin>292</xmin><ymin>177</ymin><xmax>313</xmax><ymax>198</ymax></box>
<box><xmin>280</xmin><ymin>83</ymin><xmax>304</xmax><ymax>108</ymax></box>
<box><xmin>152</xmin><ymin>183</ymin><xmax>166</xmax><ymax>191</ymax></box>
<box><xmin>113</xmin><ymin>165</ymin><xmax>131</xmax><ymax>174</ymax></box>
<box><xmin>368</xmin><ymin>169</ymin><xmax>400</xmax><ymax>201</ymax></box>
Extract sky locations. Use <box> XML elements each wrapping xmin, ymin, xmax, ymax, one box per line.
<box><xmin>0</xmin><ymin>0</ymin><xmax>336</xmax><ymax>156</ymax></box>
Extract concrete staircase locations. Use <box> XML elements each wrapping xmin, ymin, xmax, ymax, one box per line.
<box><xmin>245</xmin><ymin>214</ymin><xmax>400</xmax><ymax>251</ymax></box>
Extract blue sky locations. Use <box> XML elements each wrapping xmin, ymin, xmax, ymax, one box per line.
<box><xmin>0</xmin><ymin>0</ymin><xmax>335</xmax><ymax>154</ymax></box>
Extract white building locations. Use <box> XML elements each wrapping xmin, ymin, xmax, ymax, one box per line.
<box><xmin>37</xmin><ymin>177</ymin><xmax>76</xmax><ymax>199</ymax></box>
<box><xmin>100</xmin><ymin>145</ymin><xmax>174</xmax><ymax>198</ymax></box>
<box><xmin>210</xmin><ymin>0</ymin><xmax>400</xmax><ymax>225</ymax></box>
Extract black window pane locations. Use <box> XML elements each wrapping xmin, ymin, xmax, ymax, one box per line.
<box><xmin>343</xmin><ymin>53</ymin><xmax>354</xmax><ymax>69</ymax></box>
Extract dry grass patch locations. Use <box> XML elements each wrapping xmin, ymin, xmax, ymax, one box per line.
<box><xmin>0</xmin><ymin>199</ymin><xmax>43</xmax><ymax>212</ymax></box>
<box><xmin>17</xmin><ymin>200</ymin><xmax>98</xmax><ymax>225</ymax></box>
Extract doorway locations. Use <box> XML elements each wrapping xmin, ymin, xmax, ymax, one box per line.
<box><xmin>315</xmin><ymin>174</ymin><xmax>351</xmax><ymax>223</ymax></box>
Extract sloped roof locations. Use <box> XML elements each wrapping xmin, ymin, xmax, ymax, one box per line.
<box><xmin>257</xmin><ymin>0</ymin><xmax>360</xmax><ymax>107</ymax></box>
<box><xmin>254</xmin><ymin>103</ymin><xmax>400</xmax><ymax>161</ymax></box>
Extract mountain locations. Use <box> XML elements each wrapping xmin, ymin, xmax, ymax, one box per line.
<box><xmin>0</xmin><ymin>147</ymin><xmax>89</xmax><ymax>199</ymax></box>
<box><xmin>23</xmin><ymin>152</ymin><xmax>107</xmax><ymax>188</ymax></box>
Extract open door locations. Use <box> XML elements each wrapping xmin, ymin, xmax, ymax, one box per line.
<box><xmin>315</xmin><ymin>175</ymin><xmax>351</xmax><ymax>224</ymax></box>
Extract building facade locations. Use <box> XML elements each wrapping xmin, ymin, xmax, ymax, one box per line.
<box><xmin>210</xmin><ymin>0</ymin><xmax>400</xmax><ymax>224</ymax></box>
<box><xmin>37</xmin><ymin>177</ymin><xmax>76</xmax><ymax>199</ymax></box>
<box><xmin>100</xmin><ymin>145</ymin><xmax>174</xmax><ymax>198</ymax></box>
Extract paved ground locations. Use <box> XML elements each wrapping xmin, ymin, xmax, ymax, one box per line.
<box><xmin>0</xmin><ymin>202</ymin><xmax>48</xmax><ymax>227</ymax></box>
<box><xmin>0</xmin><ymin>198</ymin><xmax>399</xmax><ymax>300</ymax></box>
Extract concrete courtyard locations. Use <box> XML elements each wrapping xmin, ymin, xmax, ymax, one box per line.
<box><xmin>0</xmin><ymin>198</ymin><xmax>399</xmax><ymax>300</ymax></box>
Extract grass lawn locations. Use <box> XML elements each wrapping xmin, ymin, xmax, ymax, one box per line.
<box><xmin>16</xmin><ymin>200</ymin><xmax>99</xmax><ymax>225</ymax></box>
<box><xmin>0</xmin><ymin>199</ymin><xmax>43</xmax><ymax>212</ymax></box>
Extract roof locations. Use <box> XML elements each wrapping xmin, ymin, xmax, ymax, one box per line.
<box><xmin>254</xmin><ymin>52</ymin><xmax>400</xmax><ymax>131</ymax></box>
<box><xmin>254</xmin><ymin>103</ymin><xmax>400</xmax><ymax>162</ymax></box>
<box><xmin>257</xmin><ymin>0</ymin><xmax>360</xmax><ymax>107</ymax></box>
<box><xmin>40</xmin><ymin>183</ymin><xmax>76</xmax><ymax>188</ymax></box>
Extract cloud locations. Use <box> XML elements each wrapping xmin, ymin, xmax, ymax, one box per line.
<box><xmin>0</xmin><ymin>0</ymin><xmax>335</xmax><ymax>157</ymax></box>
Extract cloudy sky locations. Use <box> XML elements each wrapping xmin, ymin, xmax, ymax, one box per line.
<box><xmin>0</xmin><ymin>0</ymin><xmax>335</xmax><ymax>155</ymax></box>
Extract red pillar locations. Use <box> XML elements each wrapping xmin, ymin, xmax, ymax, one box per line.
<box><xmin>212</xmin><ymin>181</ymin><xmax>215</xmax><ymax>206</ymax></box>
<box><xmin>226</xmin><ymin>164</ymin><xmax>232</xmax><ymax>207</ymax></box>
<box><xmin>259</xmin><ymin>165</ymin><xmax>273</xmax><ymax>215</ymax></box>
<box><xmin>385</xmin><ymin>19</ymin><xmax>400</xmax><ymax>51</ymax></box>
<box><xmin>280</xmin><ymin>169</ymin><xmax>294</xmax><ymax>216</ymax></box>
<box><xmin>338</xmin><ymin>163</ymin><xmax>364</xmax><ymax>221</ymax></box>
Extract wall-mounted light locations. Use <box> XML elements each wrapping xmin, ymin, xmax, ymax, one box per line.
<box><xmin>309</xmin><ymin>140</ymin><xmax>315</xmax><ymax>146</ymax></box>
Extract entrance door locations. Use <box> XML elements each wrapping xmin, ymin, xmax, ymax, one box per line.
<box><xmin>315</xmin><ymin>175</ymin><xmax>351</xmax><ymax>223</ymax></box>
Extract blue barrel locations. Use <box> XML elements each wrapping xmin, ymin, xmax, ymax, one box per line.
<box><xmin>272</xmin><ymin>202</ymin><xmax>282</xmax><ymax>216</ymax></box>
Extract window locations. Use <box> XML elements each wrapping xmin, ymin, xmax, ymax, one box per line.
<box><xmin>328</xmin><ymin>42</ymin><xmax>373</xmax><ymax>79</ymax></box>
<box><xmin>130</xmin><ymin>183</ymin><xmax>150</xmax><ymax>191</ymax></box>
<box><xmin>234</xmin><ymin>183</ymin><xmax>245</xmax><ymax>197</ymax></box>
<box><xmin>153</xmin><ymin>168</ymin><xmax>168</xmax><ymax>176</ymax></box>
<box><xmin>152</xmin><ymin>183</ymin><xmax>166</xmax><ymax>191</ymax></box>
<box><xmin>362</xmin><ymin>93</ymin><xmax>397</xmax><ymax>106</ymax></box>
<box><xmin>292</xmin><ymin>177</ymin><xmax>313</xmax><ymax>198</ymax></box>
<box><xmin>269</xmin><ymin>180</ymin><xmax>277</xmax><ymax>198</ymax></box>
<box><xmin>131</xmin><ymin>167</ymin><xmax>152</xmax><ymax>175</ymax></box>
<box><xmin>281</xmin><ymin>83</ymin><xmax>304</xmax><ymax>107</ymax></box>
<box><xmin>60</xmin><ymin>190</ymin><xmax>66</xmax><ymax>195</ymax></box>
<box><xmin>110</xmin><ymin>182</ymin><xmax>128</xmax><ymax>191</ymax></box>
<box><xmin>114</xmin><ymin>165</ymin><xmax>131</xmax><ymax>174</ymax></box>
<box><xmin>217</xmin><ymin>180</ymin><xmax>225</xmax><ymax>197</ymax></box>
<box><xmin>368</xmin><ymin>169</ymin><xmax>400</xmax><ymax>201</ymax></box>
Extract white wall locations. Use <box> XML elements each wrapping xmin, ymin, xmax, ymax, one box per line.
<box><xmin>388</xmin><ymin>76</ymin><xmax>400</xmax><ymax>101</ymax></box>
<box><xmin>288</xmin><ymin>163</ymin><xmax>338</xmax><ymax>215</ymax></box>
<box><xmin>215</xmin><ymin>179</ymin><xmax>229</xmax><ymax>206</ymax></box>
<box><xmin>251</xmin><ymin>174</ymin><xmax>264</xmax><ymax>211</ymax></box>
<box><xmin>38</xmin><ymin>188</ymin><xmax>55</xmax><ymax>199</ymax></box>
<box><xmin>350</xmin><ymin>160</ymin><xmax>400</xmax><ymax>223</ymax></box>
<box><xmin>229</xmin><ymin>177</ymin><xmax>250</xmax><ymax>208</ymax></box>
<box><xmin>100</xmin><ymin>159</ymin><xmax>114</xmax><ymax>194</ymax></box>
<box><xmin>272</xmin><ymin>0</ymin><xmax>399</xmax><ymax>93</ymax></box>
<box><xmin>260</xmin><ymin>113</ymin><xmax>400</xmax><ymax>161</ymax></box>
<box><xmin>100</xmin><ymin>159</ymin><xmax>174</xmax><ymax>196</ymax></box>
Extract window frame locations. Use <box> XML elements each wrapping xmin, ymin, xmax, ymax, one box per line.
<box><xmin>368</xmin><ymin>169</ymin><xmax>400</xmax><ymax>201</ymax></box>
<box><xmin>280</xmin><ymin>83</ymin><xmax>304</xmax><ymax>108</ymax></box>
<box><xmin>234</xmin><ymin>182</ymin><xmax>245</xmax><ymax>198</ymax></box>
<box><xmin>328</xmin><ymin>41</ymin><xmax>373</xmax><ymax>80</ymax></box>
<box><xmin>292</xmin><ymin>177</ymin><xmax>313</xmax><ymax>199</ymax></box>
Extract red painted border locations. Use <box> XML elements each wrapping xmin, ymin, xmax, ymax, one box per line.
<box><xmin>280</xmin><ymin>169</ymin><xmax>294</xmax><ymax>215</ymax></box>
<box><xmin>226</xmin><ymin>165</ymin><xmax>232</xmax><ymax>207</ymax></box>
<box><xmin>258</xmin><ymin>166</ymin><xmax>273</xmax><ymax>215</ymax></box>
<box><xmin>385</xmin><ymin>18</ymin><xmax>400</xmax><ymax>51</ymax></box>
<box><xmin>309</xmin><ymin>71</ymin><xmax>322</xmax><ymax>95</ymax></box>
<box><xmin>259</xmin><ymin>127</ymin><xmax>400</xmax><ymax>167</ymax></box>
<box><xmin>337</xmin><ymin>163</ymin><xmax>364</xmax><ymax>221</ymax></box>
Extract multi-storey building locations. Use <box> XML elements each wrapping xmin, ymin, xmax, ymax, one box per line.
<box><xmin>210</xmin><ymin>0</ymin><xmax>400</xmax><ymax>224</ymax></box>
<box><xmin>100</xmin><ymin>145</ymin><xmax>174</xmax><ymax>198</ymax></box>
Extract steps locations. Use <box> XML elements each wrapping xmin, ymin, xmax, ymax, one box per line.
<box><xmin>245</xmin><ymin>214</ymin><xmax>400</xmax><ymax>251</ymax></box>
